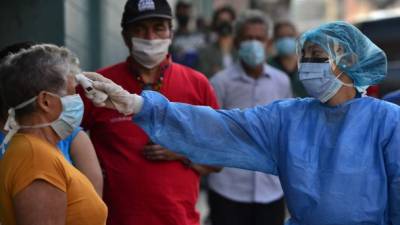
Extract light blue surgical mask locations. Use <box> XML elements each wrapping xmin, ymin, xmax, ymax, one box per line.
<box><xmin>275</xmin><ymin>37</ymin><xmax>297</xmax><ymax>56</ymax></box>
<box><xmin>299</xmin><ymin>62</ymin><xmax>353</xmax><ymax>103</ymax></box>
<box><xmin>1</xmin><ymin>93</ymin><xmax>84</xmax><ymax>154</ymax></box>
<box><xmin>238</xmin><ymin>40</ymin><xmax>266</xmax><ymax>68</ymax></box>
<box><xmin>50</xmin><ymin>94</ymin><xmax>84</xmax><ymax>139</ymax></box>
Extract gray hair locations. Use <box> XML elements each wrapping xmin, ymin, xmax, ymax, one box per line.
<box><xmin>0</xmin><ymin>44</ymin><xmax>80</xmax><ymax>117</ymax></box>
<box><xmin>234</xmin><ymin>9</ymin><xmax>273</xmax><ymax>39</ymax></box>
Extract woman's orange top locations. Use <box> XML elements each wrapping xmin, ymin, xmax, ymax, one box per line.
<box><xmin>0</xmin><ymin>133</ymin><xmax>107</xmax><ymax>225</ymax></box>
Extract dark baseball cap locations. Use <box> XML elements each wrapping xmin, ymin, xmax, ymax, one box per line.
<box><xmin>121</xmin><ymin>0</ymin><xmax>173</xmax><ymax>28</ymax></box>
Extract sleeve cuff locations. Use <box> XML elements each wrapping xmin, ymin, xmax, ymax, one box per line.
<box><xmin>131</xmin><ymin>94</ymin><xmax>144</xmax><ymax>114</ymax></box>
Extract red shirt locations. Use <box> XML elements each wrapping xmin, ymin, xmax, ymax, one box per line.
<box><xmin>366</xmin><ymin>85</ymin><xmax>380</xmax><ymax>98</ymax></box>
<box><xmin>80</xmin><ymin>57</ymin><xmax>219</xmax><ymax>225</ymax></box>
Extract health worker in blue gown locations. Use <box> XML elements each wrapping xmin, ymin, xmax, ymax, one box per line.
<box><xmin>84</xmin><ymin>21</ymin><xmax>400</xmax><ymax>225</ymax></box>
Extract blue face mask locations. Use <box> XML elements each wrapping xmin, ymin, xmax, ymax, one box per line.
<box><xmin>51</xmin><ymin>94</ymin><xmax>84</xmax><ymax>139</ymax></box>
<box><xmin>238</xmin><ymin>40</ymin><xmax>266</xmax><ymax>68</ymax></box>
<box><xmin>275</xmin><ymin>37</ymin><xmax>297</xmax><ymax>56</ymax></box>
<box><xmin>1</xmin><ymin>93</ymin><xmax>84</xmax><ymax>154</ymax></box>
<box><xmin>299</xmin><ymin>62</ymin><xmax>353</xmax><ymax>102</ymax></box>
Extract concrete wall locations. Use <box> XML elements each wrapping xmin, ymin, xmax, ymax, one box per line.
<box><xmin>0</xmin><ymin>0</ymin><xmax>64</xmax><ymax>49</ymax></box>
<box><xmin>65</xmin><ymin>0</ymin><xmax>127</xmax><ymax>71</ymax></box>
<box><xmin>64</xmin><ymin>0</ymin><xmax>92</xmax><ymax>70</ymax></box>
<box><xmin>0</xmin><ymin>0</ymin><xmax>181</xmax><ymax>71</ymax></box>
<box><xmin>0</xmin><ymin>0</ymin><xmax>127</xmax><ymax>71</ymax></box>
<box><xmin>98</xmin><ymin>0</ymin><xmax>128</xmax><ymax>70</ymax></box>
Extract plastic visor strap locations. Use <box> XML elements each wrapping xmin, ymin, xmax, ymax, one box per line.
<box><xmin>1</xmin><ymin>96</ymin><xmax>43</xmax><ymax>154</ymax></box>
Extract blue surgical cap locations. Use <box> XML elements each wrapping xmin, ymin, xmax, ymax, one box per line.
<box><xmin>298</xmin><ymin>21</ymin><xmax>387</xmax><ymax>89</ymax></box>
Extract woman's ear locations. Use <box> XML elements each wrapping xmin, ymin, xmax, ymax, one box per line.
<box><xmin>36</xmin><ymin>91</ymin><xmax>60</xmax><ymax>114</ymax></box>
<box><xmin>36</xmin><ymin>91</ymin><xmax>63</xmax><ymax>123</ymax></box>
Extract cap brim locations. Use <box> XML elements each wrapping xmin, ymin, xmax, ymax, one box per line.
<box><xmin>124</xmin><ymin>14</ymin><xmax>172</xmax><ymax>26</ymax></box>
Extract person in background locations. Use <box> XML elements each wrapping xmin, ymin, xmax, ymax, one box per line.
<box><xmin>208</xmin><ymin>10</ymin><xmax>290</xmax><ymax>225</ymax></box>
<box><xmin>268</xmin><ymin>21</ymin><xmax>308</xmax><ymax>97</ymax></box>
<box><xmin>196</xmin><ymin>17</ymin><xmax>212</xmax><ymax>44</ymax></box>
<box><xmin>85</xmin><ymin>21</ymin><xmax>400</xmax><ymax>225</ymax></box>
<box><xmin>366</xmin><ymin>85</ymin><xmax>380</xmax><ymax>97</ymax></box>
<box><xmin>195</xmin><ymin>6</ymin><xmax>237</xmax><ymax>79</ymax></box>
<box><xmin>0</xmin><ymin>42</ymin><xmax>103</xmax><ymax>197</ymax></box>
<box><xmin>170</xmin><ymin>0</ymin><xmax>206</xmax><ymax>68</ymax></box>
<box><xmin>0</xmin><ymin>44</ymin><xmax>107</xmax><ymax>225</ymax></box>
<box><xmin>79</xmin><ymin>0</ymin><xmax>220</xmax><ymax>224</ymax></box>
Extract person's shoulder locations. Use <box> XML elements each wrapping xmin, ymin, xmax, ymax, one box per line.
<box><xmin>210</xmin><ymin>64</ymin><xmax>238</xmax><ymax>83</ymax></box>
<box><xmin>366</xmin><ymin>96</ymin><xmax>400</xmax><ymax>111</ymax></box>
<box><xmin>3</xmin><ymin>134</ymin><xmax>69</xmax><ymax>195</ymax></box>
<box><xmin>355</xmin><ymin>96</ymin><xmax>400</xmax><ymax>120</ymax></box>
<box><xmin>264</xmin><ymin>64</ymin><xmax>290</xmax><ymax>84</ymax></box>
<box><xmin>382</xmin><ymin>89</ymin><xmax>400</xmax><ymax>104</ymax></box>
<box><xmin>57</xmin><ymin>127</ymin><xmax>82</xmax><ymax>160</ymax></box>
<box><xmin>23</xmin><ymin>135</ymin><xmax>61</xmax><ymax>156</ymax></box>
<box><xmin>5</xmin><ymin>134</ymin><xmax>61</xmax><ymax>164</ymax></box>
<box><xmin>366</xmin><ymin>97</ymin><xmax>400</xmax><ymax>129</ymax></box>
<box><xmin>62</xmin><ymin>127</ymin><xmax>82</xmax><ymax>143</ymax></box>
<box><xmin>96</xmin><ymin>61</ymin><xmax>129</xmax><ymax>79</ymax></box>
<box><xmin>6</xmin><ymin>134</ymin><xmax>35</xmax><ymax>158</ymax></box>
<box><xmin>171</xmin><ymin>62</ymin><xmax>208</xmax><ymax>83</ymax></box>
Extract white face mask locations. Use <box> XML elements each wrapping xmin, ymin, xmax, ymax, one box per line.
<box><xmin>131</xmin><ymin>37</ymin><xmax>171</xmax><ymax>69</ymax></box>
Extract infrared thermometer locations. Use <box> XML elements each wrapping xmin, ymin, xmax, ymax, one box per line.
<box><xmin>75</xmin><ymin>73</ymin><xmax>108</xmax><ymax>103</ymax></box>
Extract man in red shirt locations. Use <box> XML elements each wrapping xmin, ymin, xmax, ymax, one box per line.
<box><xmin>79</xmin><ymin>1</ymin><xmax>220</xmax><ymax>225</ymax></box>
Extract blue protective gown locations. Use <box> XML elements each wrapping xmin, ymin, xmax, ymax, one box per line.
<box><xmin>134</xmin><ymin>91</ymin><xmax>400</xmax><ymax>225</ymax></box>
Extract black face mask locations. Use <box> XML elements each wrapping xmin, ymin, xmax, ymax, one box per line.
<box><xmin>177</xmin><ymin>15</ymin><xmax>190</xmax><ymax>27</ymax></box>
<box><xmin>215</xmin><ymin>21</ymin><xmax>233</xmax><ymax>36</ymax></box>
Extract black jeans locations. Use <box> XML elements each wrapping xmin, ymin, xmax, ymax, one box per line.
<box><xmin>208</xmin><ymin>189</ymin><xmax>285</xmax><ymax>225</ymax></box>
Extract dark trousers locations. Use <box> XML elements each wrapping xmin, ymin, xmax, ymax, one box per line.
<box><xmin>208</xmin><ymin>189</ymin><xmax>285</xmax><ymax>225</ymax></box>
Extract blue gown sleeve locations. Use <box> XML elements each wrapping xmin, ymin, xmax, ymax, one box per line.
<box><xmin>134</xmin><ymin>91</ymin><xmax>280</xmax><ymax>175</ymax></box>
<box><xmin>384</xmin><ymin>121</ymin><xmax>400</xmax><ymax>224</ymax></box>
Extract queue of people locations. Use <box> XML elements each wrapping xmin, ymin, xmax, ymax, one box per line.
<box><xmin>207</xmin><ymin>10</ymin><xmax>290</xmax><ymax>225</ymax></box>
<box><xmin>84</xmin><ymin>1</ymin><xmax>221</xmax><ymax>224</ymax></box>
<box><xmin>0</xmin><ymin>0</ymin><xmax>399</xmax><ymax>225</ymax></box>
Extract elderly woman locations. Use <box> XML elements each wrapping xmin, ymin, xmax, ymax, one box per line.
<box><xmin>85</xmin><ymin>21</ymin><xmax>399</xmax><ymax>225</ymax></box>
<box><xmin>0</xmin><ymin>44</ymin><xmax>107</xmax><ymax>225</ymax></box>
<box><xmin>0</xmin><ymin>42</ymin><xmax>103</xmax><ymax>197</ymax></box>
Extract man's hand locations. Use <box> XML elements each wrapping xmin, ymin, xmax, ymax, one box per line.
<box><xmin>82</xmin><ymin>72</ymin><xmax>143</xmax><ymax>115</ymax></box>
<box><xmin>143</xmin><ymin>143</ymin><xmax>222</xmax><ymax>175</ymax></box>
<box><xmin>143</xmin><ymin>144</ymin><xmax>184</xmax><ymax>161</ymax></box>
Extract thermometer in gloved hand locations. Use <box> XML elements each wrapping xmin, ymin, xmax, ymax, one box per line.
<box><xmin>75</xmin><ymin>73</ymin><xmax>108</xmax><ymax>104</ymax></box>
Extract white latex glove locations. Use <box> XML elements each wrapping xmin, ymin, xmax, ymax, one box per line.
<box><xmin>83</xmin><ymin>72</ymin><xmax>143</xmax><ymax>115</ymax></box>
